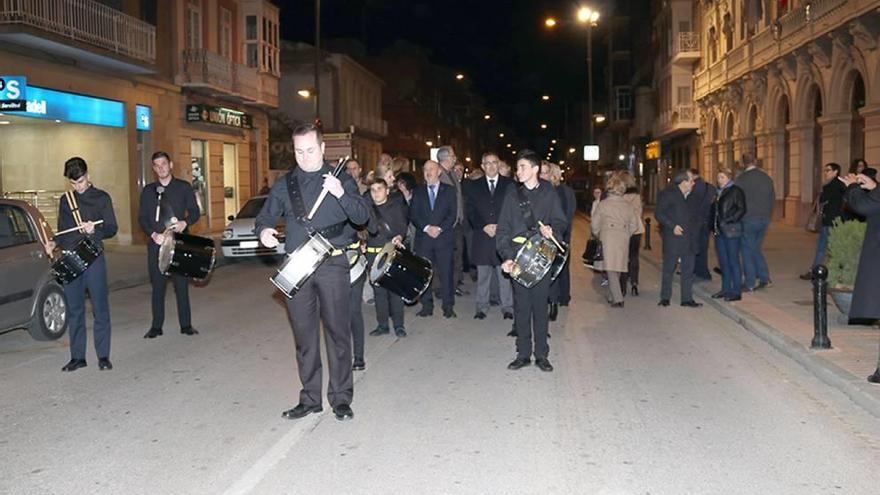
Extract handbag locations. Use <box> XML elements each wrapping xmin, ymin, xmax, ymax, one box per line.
<box><xmin>583</xmin><ymin>237</ymin><xmax>604</xmax><ymax>268</ymax></box>
<box><xmin>805</xmin><ymin>200</ymin><xmax>824</xmax><ymax>233</ymax></box>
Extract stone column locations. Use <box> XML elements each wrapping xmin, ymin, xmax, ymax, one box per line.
<box><xmin>860</xmin><ymin>104</ymin><xmax>880</xmax><ymax>165</ymax></box>
<box><xmin>757</xmin><ymin>130</ymin><xmax>787</xmax><ymax>222</ymax></box>
<box><xmin>816</xmin><ymin>112</ymin><xmax>853</xmax><ymax>170</ymax></box>
<box><xmin>785</xmin><ymin>122</ymin><xmax>816</xmax><ymax>225</ymax></box>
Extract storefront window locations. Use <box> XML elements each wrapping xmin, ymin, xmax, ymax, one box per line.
<box><xmin>191</xmin><ymin>139</ymin><xmax>208</xmax><ymax>215</ymax></box>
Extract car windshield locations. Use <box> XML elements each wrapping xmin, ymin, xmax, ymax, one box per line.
<box><xmin>236</xmin><ymin>198</ymin><xmax>266</xmax><ymax>219</ymax></box>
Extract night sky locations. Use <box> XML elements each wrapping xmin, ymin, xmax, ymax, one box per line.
<box><xmin>277</xmin><ymin>0</ymin><xmax>617</xmax><ymax>146</ymax></box>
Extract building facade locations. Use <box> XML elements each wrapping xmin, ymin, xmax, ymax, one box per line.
<box><xmin>0</xmin><ymin>0</ymin><xmax>279</xmax><ymax>243</ymax></box>
<box><xmin>694</xmin><ymin>0</ymin><xmax>877</xmax><ymax>224</ymax></box>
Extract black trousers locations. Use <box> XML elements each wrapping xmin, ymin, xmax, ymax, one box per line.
<box><xmin>620</xmin><ymin>233</ymin><xmax>642</xmax><ymax>288</ymax></box>
<box><xmin>367</xmin><ymin>253</ymin><xmax>404</xmax><ymax>330</ymax></box>
<box><xmin>693</xmin><ymin>224</ymin><xmax>712</xmax><ymax>279</ymax></box>
<box><xmin>349</xmin><ymin>271</ymin><xmax>366</xmax><ymax>361</ymax></box>
<box><xmin>148</xmin><ymin>243</ymin><xmax>191</xmax><ymax>330</ymax></box>
<box><xmin>285</xmin><ymin>254</ymin><xmax>353</xmax><ymax>408</ymax></box>
<box><xmin>415</xmin><ymin>236</ymin><xmax>455</xmax><ymax>311</ymax></box>
<box><xmin>513</xmin><ymin>274</ymin><xmax>551</xmax><ymax>360</ymax></box>
<box><xmin>661</xmin><ymin>243</ymin><xmax>695</xmax><ymax>303</ymax></box>
<box><xmin>64</xmin><ymin>255</ymin><xmax>111</xmax><ymax>360</ymax></box>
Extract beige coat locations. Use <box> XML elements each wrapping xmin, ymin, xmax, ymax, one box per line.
<box><xmin>623</xmin><ymin>192</ymin><xmax>645</xmax><ymax>235</ymax></box>
<box><xmin>591</xmin><ymin>194</ymin><xmax>640</xmax><ymax>272</ymax></box>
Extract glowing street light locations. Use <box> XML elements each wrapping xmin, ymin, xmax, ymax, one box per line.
<box><xmin>541</xmin><ymin>95</ymin><xmax>551</xmax><ymax>101</ymax></box>
<box><xmin>551</xmin><ymin>139</ymin><xmax>557</xmax><ymax>144</ymax></box>
<box><xmin>484</xmin><ymin>114</ymin><xmax>491</xmax><ymax>120</ymax></box>
<box><xmin>568</xmin><ymin>147</ymin><xmax>576</xmax><ymax>154</ymax></box>
<box><xmin>455</xmin><ymin>73</ymin><xmax>465</xmax><ymax>81</ymax></box>
<box><xmin>499</xmin><ymin>132</ymin><xmax>505</xmax><ymax>138</ymax></box>
<box><xmin>297</xmin><ymin>89</ymin><xmax>312</xmax><ymax>98</ymax></box>
<box><xmin>594</xmin><ymin>114</ymin><xmax>606</xmax><ymax>123</ymax></box>
<box><xmin>540</xmin><ymin>123</ymin><xmax>548</xmax><ymax>130</ymax></box>
<box><xmin>426</xmin><ymin>141</ymin><xmax>434</xmax><ymax>147</ymax></box>
<box><xmin>506</xmin><ymin>143</ymin><xmax>512</xmax><ymax>148</ymax></box>
<box><xmin>577</xmin><ymin>6</ymin><xmax>600</xmax><ymax>24</ymax></box>
<box><xmin>545</xmin><ymin>17</ymin><xmax>557</xmax><ymax>28</ymax></box>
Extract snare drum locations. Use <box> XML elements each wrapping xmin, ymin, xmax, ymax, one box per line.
<box><xmin>347</xmin><ymin>249</ymin><xmax>367</xmax><ymax>284</ymax></box>
<box><xmin>270</xmin><ymin>233</ymin><xmax>333</xmax><ymax>297</ymax></box>
<box><xmin>510</xmin><ymin>233</ymin><xmax>558</xmax><ymax>288</ymax></box>
<box><xmin>158</xmin><ymin>233</ymin><xmax>216</xmax><ymax>280</ymax></box>
<box><xmin>369</xmin><ymin>242</ymin><xmax>433</xmax><ymax>304</ymax></box>
<box><xmin>549</xmin><ymin>240</ymin><xmax>569</xmax><ymax>282</ymax></box>
<box><xmin>51</xmin><ymin>236</ymin><xmax>103</xmax><ymax>284</ymax></box>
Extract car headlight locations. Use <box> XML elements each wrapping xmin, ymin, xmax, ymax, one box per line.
<box><xmin>222</xmin><ymin>229</ymin><xmax>233</xmax><ymax>239</ymax></box>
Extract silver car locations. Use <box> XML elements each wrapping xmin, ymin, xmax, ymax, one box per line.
<box><xmin>0</xmin><ymin>199</ymin><xmax>68</xmax><ymax>340</ymax></box>
<box><xmin>220</xmin><ymin>196</ymin><xmax>285</xmax><ymax>258</ymax></box>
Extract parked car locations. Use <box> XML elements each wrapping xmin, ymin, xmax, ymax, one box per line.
<box><xmin>0</xmin><ymin>199</ymin><xmax>68</xmax><ymax>341</ymax></box>
<box><xmin>220</xmin><ymin>196</ymin><xmax>285</xmax><ymax>258</ymax></box>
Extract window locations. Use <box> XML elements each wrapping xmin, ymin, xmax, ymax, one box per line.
<box><xmin>0</xmin><ymin>205</ymin><xmax>36</xmax><ymax>249</ymax></box>
<box><xmin>185</xmin><ymin>0</ymin><xmax>202</xmax><ymax>50</ymax></box>
<box><xmin>246</xmin><ymin>15</ymin><xmax>257</xmax><ymax>40</ymax></box>
<box><xmin>219</xmin><ymin>7</ymin><xmax>232</xmax><ymax>59</ymax></box>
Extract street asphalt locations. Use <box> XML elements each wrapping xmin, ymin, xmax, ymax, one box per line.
<box><xmin>2</xmin><ymin>219</ymin><xmax>879</xmax><ymax>494</ymax></box>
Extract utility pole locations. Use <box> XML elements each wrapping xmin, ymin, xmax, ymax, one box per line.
<box><xmin>314</xmin><ymin>0</ymin><xmax>321</xmax><ymax>123</ymax></box>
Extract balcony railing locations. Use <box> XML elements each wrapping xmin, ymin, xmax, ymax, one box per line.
<box><xmin>677</xmin><ymin>32</ymin><xmax>699</xmax><ymax>53</ymax></box>
<box><xmin>655</xmin><ymin>104</ymin><xmax>699</xmax><ymax>136</ymax></box>
<box><xmin>179</xmin><ymin>48</ymin><xmax>233</xmax><ymax>91</ymax></box>
<box><xmin>0</xmin><ymin>0</ymin><xmax>155</xmax><ymax>62</ymax></box>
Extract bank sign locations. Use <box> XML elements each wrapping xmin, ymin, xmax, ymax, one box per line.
<box><xmin>186</xmin><ymin>104</ymin><xmax>252</xmax><ymax>129</ymax></box>
<box><xmin>0</xmin><ymin>76</ymin><xmax>27</xmax><ymax>111</ymax></box>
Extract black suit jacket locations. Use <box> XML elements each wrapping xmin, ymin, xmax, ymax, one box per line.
<box><xmin>687</xmin><ymin>178</ymin><xmax>717</xmax><ymax>226</ymax></box>
<box><xmin>465</xmin><ymin>175</ymin><xmax>512</xmax><ymax>266</ymax></box>
<box><xmin>409</xmin><ymin>182</ymin><xmax>457</xmax><ymax>244</ymax></box>
<box><xmin>656</xmin><ymin>184</ymin><xmax>697</xmax><ymax>255</ymax></box>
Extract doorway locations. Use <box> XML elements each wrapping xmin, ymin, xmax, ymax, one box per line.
<box><xmin>222</xmin><ymin>143</ymin><xmax>238</xmax><ymax>220</ymax></box>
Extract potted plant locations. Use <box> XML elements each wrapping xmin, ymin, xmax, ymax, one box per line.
<box><xmin>825</xmin><ymin>218</ymin><xmax>867</xmax><ymax>319</ymax></box>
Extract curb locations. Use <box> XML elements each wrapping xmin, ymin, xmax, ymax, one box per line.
<box><xmin>639</xmin><ymin>251</ymin><xmax>880</xmax><ymax>420</ymax></box>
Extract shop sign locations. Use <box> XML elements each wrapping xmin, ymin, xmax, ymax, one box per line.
<box><xmin>186</xmin><ymin>104</ymin><xmax>252</xmax><ymax>129</ymax></box>
<box><xmin>645</xmin><ymin>140</ymin><xmax>661</xmax><ymax>160</ymax></box>
<box><xmin>0</xmin><ymin>76</ymin><xmax>27</xmax><ymax>111</ymax></box>
<box><xmin>12</xmin><ymin>86</ymin><xmax>125</xmax><ymax>127</ymax></box>
<box><xmin>136</xmin><ymin>105</ymin><xmax>152</xmax><ymax>131</ymax></box>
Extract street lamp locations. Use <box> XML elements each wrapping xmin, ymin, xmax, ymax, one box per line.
<box><xmin>594</xmin><ymin>114</ymin><xmax>606</xmax><ymax>123</ymax></box>
<box><xmin>577</xmin><ymin>5</ymin><xmax>599</xmax><ymax>145</ymax></box>
<box><xmin>545</xmin><ymin>17</ymin><xmax>557</xmax><ymax>28</ymax></box>
<box><xmin>499</xmin><ymin>132</ymin><xmax>505</xmax><ymax>138</ymax></box>
<box><xmin>484</xmin><ymin>114</ymin><xmax>491</xmax><ymax>120</ymax></box>
<box><xmin>540</xmin><ymin>123</ymin><xmax>548</xmax><ymax>130</ymax></box>
<box><xmin>541</xmin><ymin>95</ymin><xmax>551</xmax><ymax>101</ymax></box>
<box><xmin>455</xmin><ymin>73</ymin><xmax>465</xmax><ymax>81</ymax></box>
<box><xmin>297</xmin><ymin>89</ymin><xmax>312</xmax><ymax>98</ymax></box>
<box><xmin>551</xmin><ymin>139</ymin><xmax>557</xmax><ymax>144</ymax></box>
<box><xmin>568</xmin><ymin>147</ymin><xmax>576</xmax><ymax>154</ymax></box>
<box><xmin>426</xmin><ymin>140</ymin><xmax>434</xmax><ymax>147</ymax></box>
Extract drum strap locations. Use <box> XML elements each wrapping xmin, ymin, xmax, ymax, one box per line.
<box><xmin>515</xmin><ymin>185</ymin><xmax>538</xmax><ymax>235</ymax></box>
<box><xmin>65</xmin><ymin>190</ymin><xmax>83</xmax><ymax>226</ymax></box>
<box><xmin>287</xmin><ymin>171</ymin><xmax>347</xmax><ymax>239</ymax></box>
<box><xmin>371</xmin><ymin>204</ymin><xmax>392</xmax><ymax>238</ymax></box>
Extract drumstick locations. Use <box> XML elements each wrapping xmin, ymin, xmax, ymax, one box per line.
<box><xmin>54</xmin><ymin>220</ymin><xmax>104</xmax><ymax>236</ymax></box>
<box><xmin>537</xmin><ymin>221</ymin><xmax>565</xmax><ymax>253</ymax></box>
<box><xmin>306</xmin><ymin>156</ymin><xmax>350</xmax><ymax>220</ymax></box>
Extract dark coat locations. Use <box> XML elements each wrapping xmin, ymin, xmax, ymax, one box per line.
<box><xmin>409</xmin><ymin>182</ymin><xmax>457</xmax><ymax>245</ymax></box>
<box><xmin>819</xmin><ymin>178</ymin><xmax>847</xmax><ymax>226</ymax></box>
<box><xmin>687</xmin><ymin>178</ymin><xmax>717</xmax><ymax>226</ymax></box>
<box><xmin>845</xmin><ymin>184</ymin><xmax>880</xmax><ymax>319</ymax></box>
<box><xmin>656</xmin><ymin>184</ymin><xmax>697</xmax><ymax>255</ymax></box>
<box><xmin>556</xmin><ymin>184</ymin><xmax>577</xmax><ymax>242</ymax></box>
<box><xmin>465</xmin><ymin>175</ymin><xmax>512</xmax><ymax>266</ymax></box>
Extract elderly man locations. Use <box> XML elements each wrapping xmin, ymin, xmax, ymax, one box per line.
<box><xmin>656</xmin><ymin>171</ymin><xmax>702</xmax><ymax>308</ymax></box>
<box><xmin>437</xmin><ymin>145</ymin><xmax>466</xmax><ymax>294</ymax></box>
<box><xmin>346</xmin><ymin>159</ymin><xmax>368</xmax><ymax>195</ymax></box>
<box><xmin>409</xmin><ymin>160</ymin><xmax>458</xmax><ymax>318</ymax></box>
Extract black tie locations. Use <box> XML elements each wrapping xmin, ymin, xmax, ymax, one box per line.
<box><xmin>489</xmin><ymin>179</ymin><xmax>495</xmax><ymax>195</ymax></box>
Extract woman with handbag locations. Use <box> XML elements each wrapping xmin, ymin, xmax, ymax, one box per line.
<box><xmin>799</xmin><ymin>163</ymin><xmax>846</xmax><ymax>280</ymax></box>
<box><xmin>591</xmin><ymin>177</ymin><xmax>639</xmax><ymax>307</ymax></box>
<box><xmin>713</xmin><ymin>167</ymin><xmax>746</xmax><ymax>301</ymax></box>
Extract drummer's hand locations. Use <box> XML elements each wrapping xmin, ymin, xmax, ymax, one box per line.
<box><xmin>539</xmin><ymin>224</ymin><xmax>553</xmax><ymax>239</ymax></box>
<box><xmin>171</xmin><ymin>220</ymin><xmax>187</xmax><ymax>233</ymax></box>
<box><xmin>483</xmin><ymin>224</ymin><xmax>497</xmax><ymax>238</ymax></box>
<box><xmin>501</xmin><ymin>259</ymin><xmax>515</xmax><ymax>274</ymax></box>
<box><xmin>82</xmin><ymin>221</ymin><xmax>96</xmax><ymax>235</ymax></box>
<box><xmin>323</xmin><ymin>174</ymin><xmax>345</xmax><ymax>198</ymax></box>
<box><xmin>151</xmin><ymin>232</ymin><xmax>166</xmax><ymax>245</ymax></box>
<box><xmin>44</xmin><ymin>240</ymin><xmax>56</xmax><ymax>256</ymax></box>
<box><xmin>260</xmin><ymin>228</ymin><xmax>280</xmax><ymax>248</ymax></box>
<box><xmin>392</xmin><ymin>235</ymin><xmax>404</xmax><ymax>247</ymax></box>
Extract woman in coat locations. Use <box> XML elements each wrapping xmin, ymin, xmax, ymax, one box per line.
<box><xmin>712</xmin><ymin>167</ymin><xmax>746</xmax><ymax>301</ymax></box>
<box><xmin>840</xmin><ymin>172</ymin><xmax>880</xmax><ymax>323</ymax></box>
<box><xmin>591</xmin><ymin>177</ymin><xmax>640</xmax><ymax>307</ymax></box>
<box><xmin>618</xmin><ymin>172</ymin><xmax>645</xmax><ymax>296</ymax></box>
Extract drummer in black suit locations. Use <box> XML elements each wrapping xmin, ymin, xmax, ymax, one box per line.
<box><xmin>138</xmin><ymin>151</ymin><xmax>201</xmax><ymax>339</ymax></box>
<box><xmin>497</xmin><ymin>150</ymin><xmax>566</xmax><ymax>372</ymax></box>
<box><xmin>364</xmin><ymin>178</ymin><xmax>409</xmax><ymax>345</ymax></box>
<box><xmin>256</xmin><ymin>123</ymin><xmax>369</xmax><ymax>421</ymax></box>
<box><xmin>44</xmin><ymin>157</ymin><xmax>118</xmax><ymax>372</ymax></box>
<box><xmin>466</xmin><ymin>152</ymin><xmax>514</xmax><ymax>320</ymax></box>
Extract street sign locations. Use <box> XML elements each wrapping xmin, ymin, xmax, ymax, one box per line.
<box><xmin>583</xmin><ymin>145</ymin><xmax>599</xmax><ymax>161</ymax></box>
<box><xmin>0</xmin><ymin>76</ymin><xmax>27</xmax><ymax>111</ymax></box>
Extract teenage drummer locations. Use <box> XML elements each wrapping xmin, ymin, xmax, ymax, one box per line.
<box><xmin>43</xmin><ymin>157</ymin><xmax>118</xmax><ymax>372</ymax></box>
<box><xmin>496</xmin><ymin>150</ymin><xmax>566</xmax><ymax>373</ymax></box>
<box><xmin>137</xmin><ymin>151</ymin><xmax>201</xmax><ymax>339</ymax></box>
<box><xmin>365</xmin><ymin>178</ymin><xmax>409</xmax><ymax>349</ymax></box>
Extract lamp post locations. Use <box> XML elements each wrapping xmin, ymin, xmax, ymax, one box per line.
<box><xmin>577</xmin><ymin>6</ymin><xmax>600</xmax><ymax>145</ymax></box>
<box><xmin>314</xmin><ymin>0</ymin><xmax>321</xmax><ymax>123</ymax></box>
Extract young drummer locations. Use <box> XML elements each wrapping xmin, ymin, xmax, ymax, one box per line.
<box><xmin>365</xmin><ymin>179</ymin><xmax>409</xmax><ymax>345</ymax></box>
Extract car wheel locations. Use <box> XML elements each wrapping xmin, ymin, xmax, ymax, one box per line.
<box><xmin>28</xmin><ymin>283</ymin><xmax>68</xmax><ymax>341</ymax></box>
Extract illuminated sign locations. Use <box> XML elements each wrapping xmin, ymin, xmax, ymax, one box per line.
<box><xmin>0</xmin><ymin>76</ymin><xmax>27</xmax><ymax>111</ymax></box>
<box><xmin>136</xmin><ymin>105</ymin><xmax>152</xmax><ymax>131</ymax></box>
<box><xmin>15</xmin><ymin>86</ymin><xmax>125</xmax><ymax>127</ymax></box>
<box><xmin>646</xmin><ymin>140</ymin><xmax>661</xmax><ymax>160</ymax></box>
<box><xmin>583</xmin><ymin>145</ymin><xmax>599</xmax><ymax>161</ymax></box>
<box><xmin>186</xmin><ymin>104</ymin><xmax>252</xmax><ymax>129</ymax></box>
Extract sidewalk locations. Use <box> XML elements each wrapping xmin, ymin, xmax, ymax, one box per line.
<box><xmin>636</xmin><ymin>212</ymin><xmax>880</xmax><ymax>417</ymax></box>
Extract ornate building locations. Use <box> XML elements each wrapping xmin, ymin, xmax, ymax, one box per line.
<box><xmin>695</xmin><ymin>0</ymin><xmax>878</xmax><ymax>224</ymax></box>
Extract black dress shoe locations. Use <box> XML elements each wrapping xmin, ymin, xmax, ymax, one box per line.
<box><xmin>61</xmin><ymin>359</ymin><xmax>87</xmax><ymax>372</ymax></box>
<box><xmin>535</xmin><ymin>358</ymin><xmax>554</xmax><ymax>372</ymax></box>
<box><xmin>143</xmin><ymin>328</ymin><xmax>163</xmax><ymax>339</ymax></box>
<box><xmin>548</xmin><ymin>303</ymin><xmax>558</xmax><ymax>321</ymax></box>
<box><xmin>630</xmin><ymin>285</ymin><xmax>639</xmax><ymax>296</ymax></box>
<box><xmin>443</xmin><ymin>308</ymin><xmax>457</xmax><ymax>318</ymax></box>
<box><xmin>559</xmin><ymin>300</ymin><xmax>570</xmax><ymax>307</ymax></box>
<box><xmin>711</xmin><ymin>291</ymin><xmax>726</xmax><ymax>299</ymax></box>
<box><xmin>369</xmin><ymin>326</ymin><xmax>389</xmax><ymax>336</ymax></box>
<box><xmin>507</xmin><ymin>357</ymin><xmax>530</xmax><ymax>370</ymax></box>
<box><xmin>352</xmin><ymin>358</ymin><xmax>365</xmax><ymax>371</ymax></box>
<box><xmin>713</xmin><ymin>267</ymin><xmax>723</xmax><ymax>275</ymax></box>
<box><xmin>282</xmin><ymin>403</ymin><xmax>323</xmax><ymax>419</ymax></box>
<box><xmin>417</xmin><ymin>307</ymin><xmax>433</xmax><ymax>317</ymax></box>
<box><xmin>507</xmin><ymin>328</ymin><xmax>517</xmax><ymax>337</ymax></box>
<box><xmin>333</xmin><ymin>404</ymin><xmax>354</xmax><ymax>421</ymax></box>
<box><xmin>724</xmin><ymin>295</ymin><xmax>742</xmax><ymax>301</ymax></box>
<box><xmin>98</xmin><ymin>358</ymin><xmax>113</xmax><ymax>370</ymax></box>
<box><xmin>621</xmin><ymin>284</ymin><xmax>628</xmax><ymax>296</ymax></box>
<box><xmin>658</xmin><ymin>299</ymin><xmax>670</xmax><ymax>307</ymax></box>
<box><xmin>681</xmin><ymin>301</ymin><xmax>703</xmax><ymax>308</ymax></box>
<box><xmin>474</xmin><ymin>311</ymin><xmax>486</xmax><ymax>320</ymax></box>
<box><xmin>611</xmin><ymin>302</ymin><xmax>624</xmax><ymax>308</ymax></box>
<box><xmin>394</xmin><ymin>326</ymin><xmax>407</xmax><ymax>337</ymax></box>
<box><xmin>503</xmin><ymin>311</ymin><xmax>514</xmax><ymax>320</ymax></box>
<box><xmin>181</xmin><ymin>326</ymin><xmax>199</xmax><ymax>335</ymax></box>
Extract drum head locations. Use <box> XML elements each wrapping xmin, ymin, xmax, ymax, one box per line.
<box><xmin>349</xmin><ymin>250</ymin><xmax>367</xmax><ymax>284</ymax></box>
<box><xmin>369</xmin><ymin>242</ymin><xmax>397</xmax><ymax>284</ymax></box>
<box><xmin>158</xmin><ymin>235</ymin><xmax>175</xmax><ymax>274</ymax></box>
